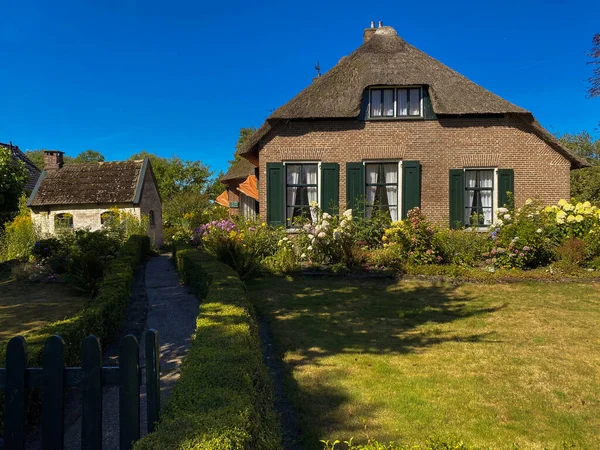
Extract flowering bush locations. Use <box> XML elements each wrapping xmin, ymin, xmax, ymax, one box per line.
<box><xmin>0</xmin><ymin>197</ymin><xmax>39</xmax><ymax>262</ymax></box>
<box><xmin>543</xmin><ymin>200</ymin><xmax>600</xmax><ymax>239</ymax></box>
<box><xmin>484</xmin><ymin>201</ymin><xmax>554</xmax><ymax>269</ymax></box>
<box><xmin>382</xmin><ymin>208</ymin><xmax>441</xmax><ymax>265</ymax></box>
<box><xmin>296</xmin><ymin>204</ymin><xmax>356</xmax><ymax>266</ymax></box>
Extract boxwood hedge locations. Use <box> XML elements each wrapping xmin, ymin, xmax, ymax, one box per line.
<box><xmin>134</xmin><ymin>246</ymin><xmax>281</xmax><ymax>450</ymax></box>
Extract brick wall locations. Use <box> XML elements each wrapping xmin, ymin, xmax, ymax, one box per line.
<box><xmin>226</xmin><ymin>181</ymin><xmax>241</xmax><ymax>216</ymax></box>
<box><xmin>257</xmin><ymin>116</ymin><xmax>571</xmax><ymax>225</ymax></box>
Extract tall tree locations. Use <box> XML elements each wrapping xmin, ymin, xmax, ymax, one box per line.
<box><xmin>128</xmin><ymin>151</ymin><xmax>213</xmax><ymax>200</ymax></box>
<box><xmin>228</xmin><ymin>127</ymin><xmax>257</xmax><ymax>164</ymax></box>
<box><xmin>589</xmin><ymin>33</ymin><xmax>600</xmax><ymax>98</ymax></box>
<box><xmin>558</xmin><ymin>131</ymin><xmax>600</xmax><ymax>203</ymax></box>
<box><xmin>0</xmin><ymin>145</ymin><xmax>27</xmax><ymax>226</ymax></box>
<box><xmin>72</xmin><ymin>149</ymin><xmax>105</xmax><ymax>163</ymax></box>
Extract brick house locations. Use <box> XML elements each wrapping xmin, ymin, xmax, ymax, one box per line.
<box><xmin>237</xmin><ymin>24</ymin><xmax>587</xmax><ymax>228</ymax></box>
<box><xmin>218</xmin><ymin>157</ymin><xmax>259</xmax><ymax>219</ymax></box>
<box><xmin>27</xmin><ymin>150</ymin><xmax>163</xmax><ymax>246</ymax></box>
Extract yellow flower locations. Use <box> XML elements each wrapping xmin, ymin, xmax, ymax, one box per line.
<box><xmin>525</xmin><ymin>198</ymin><xmax>533</xmax><ymax>205</ymax></box>
<box><xmin>583</xmin><ymin>201</ymin><xmax>592</xmax><ymax>208</ymax></box>
<box><xmin>566</xmin><ymin>215</ymin><xmax>576</xmax><ymax>223</ymax></box>
<box><xmin>558</xmin><ymin>199</ymin><xmax>567</xmax><ymax>207</ymax></box>
<box><xmin>575</xmin><ymin>215</ymin><xmax>584</xmax><ymax>223</ymax></box>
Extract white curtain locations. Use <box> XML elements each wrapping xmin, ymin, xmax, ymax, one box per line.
<box><xmin>306</xmin><ymin>165</ymin><xmax>318</xmax><ymax>222</ymax></box>
<box><xmin>383</xmin><ymin>89</ymin><xmax>394</xmax><ymax>116</ymax></box>
<box><xmin>397</xmin><ymin>89</ymin><xmax>408</xmax><ymax>116</ymax></box>
<box><xmin>286</xmin><ymin>165</ymin><xmax>300</xmax><ymax>223</ymax></box>
<box><xmin>480</xmin><ymin>171</ymin><xmax>493</xmax><ymax>225</ymax></box>
<box><xmin>371</xmin><ymin>90</ymin><xmax>382</xmax><ymax>117</ymax></box>
<box><xmin>409</xmin><ymin>88</ymin><xmax>420</xmax><ymax>115</ymax></box>
<box><xmin>384</xmin><ymin>164</ymin><xmax>398</xmax><ymax>221</ymax></box>
<box><xmin>365</xmin><ymin>165</ymin><xmax>378</xmax><ymax>218</ymax></box>
<box><xmin>465</xmin><ymin>171</ymin><xmax>476</xmax><ymax>224</ymax></box>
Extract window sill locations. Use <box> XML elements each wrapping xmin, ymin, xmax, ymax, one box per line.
<box><xmin>367</xmin><ymin>116</ymin><xmax>424</xmax><ymax>121</ymax></box>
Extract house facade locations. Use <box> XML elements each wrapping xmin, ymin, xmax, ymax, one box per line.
<box><xmin>27</xmin><ymin>150</ymin><xmax>163</xmax><ymax>246</ymax></box>
<box><xmin>218</xmin><ymin>157</ymin><xmax>259</xmax><ymax>220</ymax></box>
<box><xmin>238</xmin><ymin>24</ymin><xmax>586</xmax><ymax>228</ymax></box>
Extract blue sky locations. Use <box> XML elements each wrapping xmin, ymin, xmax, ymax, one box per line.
<box><xmin>1</xmin><ymin>0</ymin><xmax>598</xmax><ymax>176</ymax></box>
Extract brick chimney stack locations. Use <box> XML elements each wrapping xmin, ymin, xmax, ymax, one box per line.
<box><xmin>363</xmin><ymin>21</ymin><xmax>377</xmax><ymax>43</ymax></box>
<box><xmin>43</xmin><ymin>150</ymin><xmax>64</xmax><ymax>172</ymax></box>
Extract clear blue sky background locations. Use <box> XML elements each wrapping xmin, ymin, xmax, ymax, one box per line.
<box><xmin>1</xmin><ymin>0</ymin><xmax>598</xmax><ymax>176</ymax></box>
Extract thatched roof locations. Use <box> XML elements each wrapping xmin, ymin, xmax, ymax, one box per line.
<box><xmin>2</xmin><ymin>142</ymin><xmax>41</xmax><ymax>191</ymax></box>
<box><xmin>239</xmin><ymin>26</ymin><xmax>587</xmax><ymax>169</ymax></box>
<box><xmin>28</xmin><ymin>159</ymin><xmax>149</xmax><ymax>207</ymax></box>
<box><xmin>221</xmin><ymin>157</ymin><xmax>256</xmax><ymax>182</ymax></box>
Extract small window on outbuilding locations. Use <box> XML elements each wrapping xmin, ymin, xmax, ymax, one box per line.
<box><xmin>100</xmin><ymin>211</ymin><xmax>118</xmax><ymax>226</ymax></box>
<box><xmin>149</xmin><ymin>210</ymin><xmax>155</xmax><ymax>227</ymax></box>
<box><xmin>55</xmin><ymin>213</ymin><xmax>73</xmax><ymax>230</ymax></box>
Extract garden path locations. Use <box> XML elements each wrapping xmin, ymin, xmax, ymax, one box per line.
<box><xmin>27</xmin><ymin>254</ymin><xmax>199</xmax><ymax>450</ymax></box>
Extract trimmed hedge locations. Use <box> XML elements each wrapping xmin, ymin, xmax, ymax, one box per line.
<box><xmin>134</xmin><ymin>247</ymin><xmax>281</xmax><ymax>450</ymax></box>
<box><xmin>0</xmin><ymin>234</ymin><xmax>150</xmax><ymax>432</ymax></box>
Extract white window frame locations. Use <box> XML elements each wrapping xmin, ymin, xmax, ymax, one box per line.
<box><xmin>362</xmin><ymin>160</ymin><xmax>402</xmax><ymax>222</ymax></box>
<box><xmin>282</xmin><ymin>161</ymin><xmax>321</xmax><ymax>228</ymax></box>
<box><xmin>462</xmin><ymin>167</ymin><xmax>498</xmax><ymax>229</ymax></box>
<box><xmin>368</xmin><ymin>86</ymin><xmax>424</xmax><ymax>119</ymax></box>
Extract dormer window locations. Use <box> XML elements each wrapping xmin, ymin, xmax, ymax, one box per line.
<box><xmin>369</xmin><ymin>87</ymin><xmax>423</xmax><ymax>118</ymax></box>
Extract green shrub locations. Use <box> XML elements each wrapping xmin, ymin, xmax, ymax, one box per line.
<box><xmin>354</xmin><ymin>208</ymin><xmax>392</xmax><ymax>249</ymax></box>
<box><xmin>383</xmin><ymin>208</ymin><xmax>441</xmax><ymax>265</ymax></box>
<box><xmin>0</xmin><ymin>198</ymin><xmax>38</xmax><ymax>262</ymax></box>
<box><xmin>434</xmin><ymin>228</ymin><xmax>491</xmax><ymax>267</ymax></box>
<box><xmin>0</xmin><ymin>234</ymin><xmax>150</xmax><ymax>433</ymax></box>
<box><xmin>135</xmin><ymin>247</ymin><xmax>281</xmax><ymax>450</ymax></box>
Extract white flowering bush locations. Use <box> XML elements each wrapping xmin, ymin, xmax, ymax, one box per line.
<box><xmin>295</xmin><ymin>202</ymin><xmax>356</xmax><ymax>266</ymax></box>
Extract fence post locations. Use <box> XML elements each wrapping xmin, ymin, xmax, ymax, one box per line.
<box><xmin>145</xmin><ymin>329</ymin><xmax>160</xmax><ymax>434</ymax></box>
<box><xmin>81</xmin><ymin>335</ymin><xmax>103</xmax><ymax>450</ymax></box>
<box><xmin>43</xmin><ymin>335</ymin><xmax>66</xmax><ymax>450</ymax></box>
<box><xmin>119</xmin><ymin>334</ymin><xmax>140</xmax><ymax>450</ymax></box>
<box><xmin>4</xmin><ymin>336</ymin><xmax>27</xmax><ymax>450</ymax></box>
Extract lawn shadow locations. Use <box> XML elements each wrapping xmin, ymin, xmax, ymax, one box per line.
<box><xmin>248</xmin><ymin>275</ymin><xmax>505</xmax><ymax>449</ymax></box>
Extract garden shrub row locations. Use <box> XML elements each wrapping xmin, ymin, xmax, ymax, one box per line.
<box><xmin>135</xmin><ymin>246</ymin><xmax>281</xmax><ymax>450</ymax></box>
<box><xmin>0</xmin><ymin>234</ymin><xmax>150</xmax><ymax>432</ymax></box>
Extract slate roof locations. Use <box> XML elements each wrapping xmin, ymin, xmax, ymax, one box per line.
<box><xmin>1</xmin><ymin>142</ymin><xmax>41</xmax><ymax>191</ymax></box>
<box><xmin>29</xmin><ymin>159</ymin><xmax>146</xmax><ymax>207</ymax></box>
<box><xmin>238</xmin><ymin>26</ymin><xmax>587</xmax><ymax>169</ymax></box>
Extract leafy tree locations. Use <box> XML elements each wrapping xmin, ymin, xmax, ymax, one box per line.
<box><xmin>228</xmin><ymin>127</ymin><xmax>257</xmax><ymax>164</ymax></box>
<box><xmin>558</xmin><ymin>131</ymin><xmax>600</xmax><ymax>203</ymax></box>
<box><xmin>0</xmin><ymin>145</ymin><xmax>27</xmax><ymax>226</ymax></box>
<box><xmin>589</xmin><ymin>33</ymin><xmax>600</xmax><ymax>98</ymax></box>
<box><xmin>25</xmin><ymin>149</ymin><xmax>105</xmax><ymax>169</ymax></box>
<box><xmin>72</xmin><ymin>149</ymin><xmax>105</xmax><ymax>163</ymax></box>
<box><xmin>205</xmin><ymin>170</ymin><xmax>226</xmax><ymax>200</ymax></box>
<box><xmin>128</xmin><ymin>151</ymin><xmax>213</xmax><ymax>200</ymax></box>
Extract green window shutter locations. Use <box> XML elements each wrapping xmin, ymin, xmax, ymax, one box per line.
<box><xmin>422</xmin><ymin>87</ymin><xmax>437</xmax><ymax>120</ymax></box>
<box><xmin>266</xmin><ymin>163</ymin><xmax>284</xmax><ymax>226</ymax></box>
<box><xmin>402</xmin><ymin>161</ymin><xmax>421</xmax><ymax>219</ymax></box>
<box><xmin>346</xmin><ymin>162</ymin><xmax>365</xmax><ymax>216</ymax></box>
<box><xmin>498</xmin><ymin>169</ymin><xmax>514</xmax><ymax>209</ymax></box>
<box><xmin>449</xmin><ymin>169</ymin><xmax>465</xmax><ymax>229</ymax></box>
<box><xmin>321</xmin><ymin>163</ymin><xmax>339</xmax><ymax>216</ymax></box>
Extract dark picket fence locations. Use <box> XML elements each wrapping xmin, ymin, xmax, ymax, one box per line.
<box><xmin>0</xmin><ymin>330</ymin><xmax>161</xmax><ymax>450</ymax></box>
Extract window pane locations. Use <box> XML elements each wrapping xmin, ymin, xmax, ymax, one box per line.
<box><xmin>383</xmin><ymin>164</ymin><xmax>397</xmax><ymax>184</ymax></box>
<box><xmin>397</xmin><ymin>89</ymin><xmax>408</xmax><ymax>116</ymax></box>
<box><xmin>409</xmin><ymin>88</ymin><xmax>421</xmax><ymax>115</ymax></box>
<box><xmin>383</xmin><ymin>89</ymin><xmax>394</xmax><ymax>116</ymax></box>
<box><xmin>287</xmin><ymin>165</ymin><xmax>301</xmax><ymax>185</ymax></box>
<box><xmin>478</xmin><ymin>170</ymin><xmax>493</xmax><ymax>188</ymax></box>
<box><xmin>371</xmin><ymin>90</ymin><xmax>382</xmax><ymax>117</ymax></box>
<box><xmin>303</xmin><ymin>164</ymin><xmax>318</xmax><ymax>185</ymax></box>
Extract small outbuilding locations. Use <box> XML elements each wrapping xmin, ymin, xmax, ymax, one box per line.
<box><xmin>27</xmin><ymin>150</ymin><xmax>163</xmax><ymax>246</ymax></box>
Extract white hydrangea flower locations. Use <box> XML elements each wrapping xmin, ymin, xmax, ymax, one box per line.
<box><xmin>317</xmin><ymin>232</ymin><xmax>327</xmax><ymax>239</ymax></box>
<box><xmin>503</xmin><ymin>214</ymin><xmax>511</xmax><ymax>220</ymax></box>
<box><xmin>340</xmin><ymin>220</ymin><xmax>348</xmax><ymax>228</ymax></box>
<box><xmin>307</xmin><ymin>234</ymin><xmax>314</xmax><ymax>240</ymax></box>
<box><xmin>321</xmin><ymin>220</ymin><xmax>330</xmax><ymax>229</ymax></box>
<box><xmin>536</xmin><ymin>228</ymin><xmax>543</xmax><ymax>234</ymax></box>
<box><xmin>343</xmin><ymin>209</ymin><xmax>352</xmax><ymax>218</ymax></box>
<box><xmin>301</xmin><ymin>253</ymin><xmax>307</xmax><ymax>259</ymax></box>
<box><xmin>322</xmin><ymin>212</ymin><xmax>331</xmax><ymax>220</ymax></box>
<box><xmin>307</xmin><ymin>245</ymin><xmax>313</xmax><ymax>251</ymax></box>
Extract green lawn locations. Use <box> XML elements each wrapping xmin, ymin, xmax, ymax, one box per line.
<box><xmin>246</xmin><ymin>276</ymin><xmax>600</xmax><ymax>449</ymax></box>
<box><xmin>0</xmin><ymin>277</ymin><xmax>88</xmax><ymax>344</ymax></box>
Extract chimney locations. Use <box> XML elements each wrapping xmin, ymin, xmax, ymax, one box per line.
<box><xmin>363</xmin><ymin>21</ymin><xmax>376</xmax><ymax>43</ymax></box>
<box><xmin>43</xmin><ymin>150</ymin><xmax>64</xmax><ymax>172</ymax></box>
